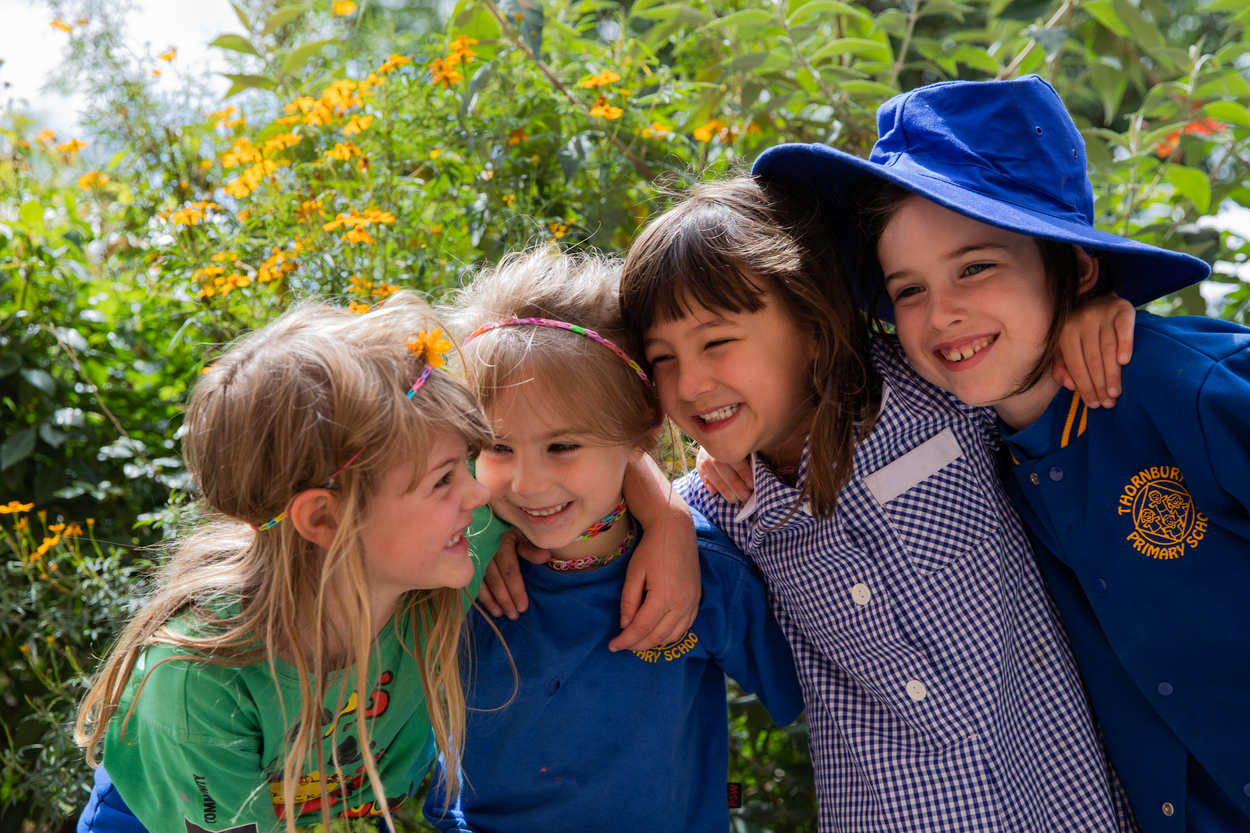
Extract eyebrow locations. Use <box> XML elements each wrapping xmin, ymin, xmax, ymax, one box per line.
<box><xmin>883</xmin><ymin>243</ymin><xmax>1011</xmax><ymax>286</ymax></box>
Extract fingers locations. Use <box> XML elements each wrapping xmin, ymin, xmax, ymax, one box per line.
<box><xmin>1113</xmin><ymin>302</ymin><xmax>1136</xmax><ymax>366</ymax></box>
<box><xmin>483</xmin><ymin>531</ymin><xmax>531</xmax><ymax>619</ymax></box>
<box><xmin>1051</xmin><ymin>351</ymin><xmax>1077</xmax><ymax>391</ymax></box>
<box><xmin>609</xmin><ymin>602</ymin><xmax>688</xmax><ymax>653</ymax></box>
<box><xmin>617</xmin><ymin>565</ymin><xmax>645</xmax><ymax>631</ymax></box>
<box><xmin>1099</xmin><ymin>313</ymin><xmax>1122</xmax><ymax>403</ymax></box>
<box><xmin>477</xmin><ymin>562</ymin><xmax>508</xmax><ymax>618</ymax></box>
<box><xmin>695</xmin><ymin>447</ymin><xmax>753</xmax><ymax>503</ymax></box>
<box><xmin>513</xmin><ymin>531</ymin><xmax>552</xmax><ymax>565</ymax></box>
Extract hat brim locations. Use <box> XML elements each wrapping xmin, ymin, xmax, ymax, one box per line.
<box><xmin>753</xmin><ymin>142</ymin><xmax>1210</xmax><ymax>312</ymax></box>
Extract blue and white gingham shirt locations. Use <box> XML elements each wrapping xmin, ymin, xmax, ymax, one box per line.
<box><xmin>677</xmin><ymin>338</ymin><xmax>1139</xmax><ymax>833</ymax></box>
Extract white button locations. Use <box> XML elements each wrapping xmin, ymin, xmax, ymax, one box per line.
<box><xmin>851</xmin><ymin>583</ymin><xmax>871</xmax><ymax>606</ymax></box>
<box><xmin>905</xmin><ymin>679</ymin><xmax>927</xmax><ymax>702</ymax></box>
<box><xmin>799</xmin><ymin>500</ymin><xmax>813</xmax><ymax>516</ymax></box>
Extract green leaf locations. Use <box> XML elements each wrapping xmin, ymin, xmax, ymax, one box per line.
<box><xmin>788</xmin><ymin>0</ymin><xmax>870</xmax><ymax>25</ymax></box>
<box><xmin>20</xmin><ymin>368</ymin><xmax>55</xmax><ymax>396</ymax></box>
<box><xmin>282</xmin><ymin>39</ymin><xmax>333</xmax><ymax>74</ymax></box>
<box><xmin>950</xmin><ymin>45</ymin><xmax>999</xmax><ymax>74</ymax></box>
<box><xmin>231</xmin><ymin>1</ymin><xmax>251</xmax><ymax>31</ymax></box>
<box><xmin>631</xmin><ymin>4</ymin><xmax>707</xmax><ymax>26</ymax></box>
<box><xmin>1111</xmin><ymin>0</ymin><xmax>1164</xmax><ymax>49</ymax></box>
<box><xmin>697</xmin><ymin>9</ymin><xmax>774</xmax><ymax>33</ymax></box>
<box><xmin>1088</xmin><ymin>63</ymin><xmax>1129</xmax><ymax>124</ymax></box>
<box><xmin>1</xmin><ymin>429</ymin><xmax>35</xmax><ymax>471</ymax></box>
<box><xmin>838</xmin><ymin>79</ymin><xmax>900</xmax><ymax>99</ymax></box>
<box><xmin>223</xmin><ymin>74</ymin><xmax>279</xmax><ymax>98</ymax></box>
<box><xmin>1167</xmin><ymin>165</ymin><xmax>1211</xmax><ymax>213</ymax></box>
<box><xmin>712</xmin><ymin>50</ymin><xmax>792</xmax><ymax>72</ymax></box>
<box><xmin>262</xmin><ymin>5</ymin><xmax>309</xmax><ymax>36</ymax></box>
<box><xmin>1204</xmin><ymin>101</ymin><xmax>1250</xmax><ymax>128</ymax></box>
<box><xmin>19</xmin><ymin>200</ymin><xmax>42</xmax><ymax>228</ymax></box>
<box><xmin>502</xmin><ymin>0</ymin><xmax>545</xmax><ymax>58</ymax></box>
<box><xmin>808</xmin><ymin>38</ymin><xmax>893</xmax><ymax>63</ymax></box>
<box><xmin>211</xmin><ymin>34</ymin><xmax>260</xmax><ymax>57</ymax></box>
<box><xmin>38</xmin><ymin>423</ymin><xmax>67</xmax><ymax>449</ymax></box>
<box><xmin>0</xmin><ymin>353</ymin><xmax>19</xmax><ymax>379</ymax></box>
<box><xmin>1083</xmin><ymin>1</ymin><xmax>1132</xmax><ymax>37</ymax></box>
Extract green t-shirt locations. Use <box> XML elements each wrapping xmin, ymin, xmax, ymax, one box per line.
<box><xmin>102</xmin><ymin>505</ymin><xmax>505</xmax><ymax>833</ymax></box>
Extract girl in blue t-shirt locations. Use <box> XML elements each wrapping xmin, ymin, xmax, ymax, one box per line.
<box><xmin>772</xmin><ymin>75</ymin><xmax>1249</xmax><ymax>831</ymax></box>
<box><xmin>423</xmin><ymin>249</ymin><xmax>803</xmax><ymax>832</ymax></box>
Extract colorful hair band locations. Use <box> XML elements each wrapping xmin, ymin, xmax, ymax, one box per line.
<box><xmin>463</xmin><ymin>318</ymin><xmax>652</xmax><ymax>391</ymax></box>
<box><xmin>251</xmin><ymin>446</ymin><xmax>367</xmax><ymax>531</ymax></box>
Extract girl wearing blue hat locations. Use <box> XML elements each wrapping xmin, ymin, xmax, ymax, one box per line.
<box><xmin>754</xmin><ymin>74</ymin><xmax>1248</xmax><ymax>832</ymax></box>
<box><xmin>619</xmin><ymin>170</ymin><xmax>1141</xmax><ymax>829</ymax></box>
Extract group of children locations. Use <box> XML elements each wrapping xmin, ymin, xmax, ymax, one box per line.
<box><xmin>75</xmin><ymin>75</ymin><xmax>1248</xmax><ymax>833</ymax></box>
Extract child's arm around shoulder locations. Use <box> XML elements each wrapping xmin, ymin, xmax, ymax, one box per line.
<box><xmin>694</xmin><ymin>514</ymin><xmax>804</xmax><ymax>728</ymax></box>
<box><xmin>1054</xmin><ymin>292</ymin><xmax>1136</xmax><ymax>409</ymax></box>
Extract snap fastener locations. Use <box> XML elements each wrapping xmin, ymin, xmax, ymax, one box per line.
<box><xmin>1158</xmin><ymin>681</ymin><xmax>1174</xmax><ymax>696</ymax></box>
<box><xmin>851</xmin><ymin>583</ymin><xmax>871</xmax><ymax>606</ymax></box>
<box><xmin>1243</xmin><ymin>783</ymin><xmax>1250</xmax><ymax>797</ymax></box>
<box><xmin>1029</xmin><ymin>472</ymin><xmax>1040</xmax><ymax>485</ymax></box>
<box><xmin>1162</xmin><ymin>802</ymin><xmax>1174</xmax><ymax>817</ymax></box>
<box><xmin>1093</xmin><ymin>578</ymin><xmax>1107</xmax><ymax>593</ymax></box>
<box><xmin>905</xmin><ymin>679</ymin><xmax>927</xmax><ymax>702</ymax></box>
<box><xmin>1049</xmin><ymin>466</ymin><xmax>1064</xmax><ymax>481</ymax></box>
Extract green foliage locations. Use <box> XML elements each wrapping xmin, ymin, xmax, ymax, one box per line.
<box><xmin>6</xmin><ymin>0</ymin><xmax>1250</xmax><ymax>828</ymax></box>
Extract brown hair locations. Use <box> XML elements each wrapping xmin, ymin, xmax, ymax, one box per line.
<box><xmin>847</xmin><ymin>177</ymin><xmax>1097</xmax><ymax>393</ymax></box>
<box><xmin>620</xmin><ymin>176</ymin><xmax>879</xmax><ymax>520</ymax></box>
<box><xmin>448</xmin><ymin>247</ymin><xmax>662</xmax><ymax>453</ymax></box>
<box><xmin>76</xmin><ymin>292</ymin><xmax>491</xmax><ymax>830</ymax></box>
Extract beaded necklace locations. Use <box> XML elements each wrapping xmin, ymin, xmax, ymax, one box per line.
<box><xmin>547</xmin><ymin>518</ymin><xmax>636</xmax><ymax>572</ymax></box>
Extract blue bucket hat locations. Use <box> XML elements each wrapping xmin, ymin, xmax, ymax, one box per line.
<box><xmin>752</xmin><ymin>75</ymin><xmax>1210</xmax><ymax>310</ymax></box>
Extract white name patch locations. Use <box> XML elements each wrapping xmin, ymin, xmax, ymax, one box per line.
<box><xmin>863</xmin><ymin>427</ymin><xmax>963</xmax><ymax>505</ymax></box>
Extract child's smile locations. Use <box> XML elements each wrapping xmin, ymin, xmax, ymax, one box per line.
<box><xmin>879</xmin><ymin>197</ymin><xmax>1088</xmax><ymax>429</ymax></box>
<box><xmin>643</xmin><ymin>292</ymin><xmax>813</xmax><ymax>469</ymax></box>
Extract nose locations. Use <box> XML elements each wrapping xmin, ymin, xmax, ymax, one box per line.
<box><xmin>463</xmin><ymin>471</ymin><xmax>490</xmax><ymax>510</ymax></box>
<box><xmin>509</xmin><ymin>456</ymin><xmax>552</xmax><ymax>500</ymax></box>
<box><xmin>674</xmin><ymin>357</ymin><xmax>714</xmax><ymax>402</ymax></box>
<box><xmin>927</xmin><ymin>283</ymin><xmax>964</xmax><ymax>330</ymax></box>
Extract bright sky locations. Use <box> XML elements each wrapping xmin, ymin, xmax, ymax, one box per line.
<box><xmin>0</xmin><ymin>0</ymin><xmax>239</xmax><ymax>134</ymax></box>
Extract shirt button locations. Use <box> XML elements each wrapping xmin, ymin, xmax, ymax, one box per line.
<box><xmin>1158</xmin><ymin>681</ymin><xmax>1174</xmax><ymax>696</ymax></box>
<box><xmin>1162</xmin><ymin>802</ymin><xmax>1174</xmax><ymax>817</ymax></box>
<box><xmin>851</xmin><ymin>583</ymin><xmax>871</xmax><ymax>606</ymax></box>
<box><xmin>1243</xmin><ymin>783</ymin><xmax>1250</xmax><ymax>798</ymax></box>
<box><xmin>905</xmin><ymin>680</ymin><xmax>927</xmax><ymax>701</ymax></box>
<box><xmin>1030</xmin><ymin>472</ymin><xmax>1040</xmax><ymax>485</ymax></box>
<box><xmin>1093</xmin><ymin>578</ymin><xmax>1107</xmax><ymax>593</ymax></box>
<box><xmin>1049</xmin><ymin>466</ymin><xmax>1064</xmax><ymax>481</ymax></box>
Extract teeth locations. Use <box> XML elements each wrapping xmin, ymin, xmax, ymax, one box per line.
<box><xmin>941</xmin><ymin>336</ymin><xmax>995</xmax><ymax>362</ymax></box>
<box><xmin>522</xmin><ymin>503</ymin><xmax>569</xmax><ymax>518</ymax></box>
<box><xmin>445</xmin><ymin>533</ymin><xmax>463</xmax><ymax>547</ymax></box>
<box><xmin>699</xmin><ymin>403</ymin><xmax>740</xmax><ymax>424</ymax></box>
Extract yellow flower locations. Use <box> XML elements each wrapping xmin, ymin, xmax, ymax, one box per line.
<box><xmin>33</xmin><ymin>535</ymin><xmax>61</xmax><ymax>560</ymax></box>
<box><xmin>320</xmin><ymin>79</ymin><xmax>360</xmax><ymax>111</ymax></box>
<box><xmin>480</xmin><ymin>169</ymin><xmax>493</xmax><ymax>181</ymax></box>
<box><xmin>152</xmin><ymin>69</ymin><xmax>162</xmax><ymax>77</ymax></box>
<box><xmin>507</xmin><ymin>128</ymin><xmax>529</xmax><ymax>146</ymax></box>
<box><xmin>298</xmin><ymin>199</ymin><xmax>324</xmax><ymax>221</ymax></box>
<box><xmin>343</xmin><ymin>227</ymin><xmax>375</xmax><ymax>245</ymax></box>
<box><xmin>405</xmin><ymin>329</ymin><xmax>452</xmax><ymax>368</ymax></box>
<box><xmin>237</xmin><ymin>209</ymin><xmax>252</xmax><ymax>222</ymax></box>
<box><xmin>159</xmin><ymin>48</ymin><xmax>177</xmax><ymax>62</ymax></box>
<box><xmin>502</xmin><ymin>193</ymin><xmax>516</xmax><ymax>207</ymax></box>
<box><xmin>343</xmin><ymin>114</ymin><xmax>374</xmax><ymax>136</ymax></box>
<box><xmin>589</xmin><ymin>96</ymin><xmax>623</xmax><ymax>120</ymax></box>
<box><xmin>579</xmin><ymin>69</ymin><xmax>620</xmax><ymax>88</ymax></box>
<box><xmin>0</xmin><ymin>501</ymin><xmax>34</xmax><ymax>514</ymax></box>
<box><xmin>427</xmin><ymin>57</ymin><xmax>463</xmax><ymax>87</ymax></box>
<box><xmin>50</xmin><ymin>19</ymin><xmax>72</xmax><ymax>32</ymax></box>
<box><xmin>347</xmin><ymin>300</ymin><xmax>370</xmax><ymax>314</ymax></box>
<box><xmin>65</xmin><ymin>522</ymin><xmax>83</xmax><ymax>537</ymax></box>
<box><xmin>58</xmin><ymin>138</ymin><xmax>87</xmax><ymax>154</ymax></box>
<box><xmin>48</xmin><ymin>523</ymin><xmax>65</xmax><ymax>533</ymax></box>
<box><xmin>531</xmin><ymin>154</ymin><xmax>540</xmax><ymax>163</ymax></box>
<box><xmin>448</xmin><ymin>36</ymin><xmax>478</xmax><ymax>63</ymax></box>
<box><xmin>77</xmin><ymin>17</ymin><xmax>90</xmax><ymax>25</ymax></box>
<box><xmin>86</xmin><ymin>518</ymin><xmax>95</xmax><ymax>527</ymax></box>
<box><xmin>377</xmin><ymin>54</ymin><xmax>414</xmax><ymax>74</ymax></box>
<box><xmin>430</xmin><ymin>149</ymin><xmax>442</xmax><ymax>159</ymax></box>
<box><xmin>693</xmin><ymin>119</ymin><xmax>727</xmax><ymax>142</ymax></box>
<box><xmin>211</xmin><ymin>251</ymin><xmax>235</xmax><ymax>262</ymax></box>
<box><xmin>169</xmin><ymin>206</ymin><xmax>206</xmax><ymax>226</ymax></box>
<box><xmin>15</xmin><ymin>517</ymin><xmax>28</xmax><ymax>531</ymax></box>
<box><xmin>36</xmin><ymin>129</ymin><xmax>57</xmax><ymax>146</ymax></box>
<box><xmin>371</xmin><ymin>282</ymin><xmax>399</xmax><ymax>298</ymax></box>
<box><xmin>549</xmin><ymin>222</ymin><xmax>568</xmax><ymax>239</ymax></box>
<box><xmin>263</xmin><ymin>132</ymin><xmax>301</xmax><ymax>153</ymax></box>
<box><xmin>640</xmin><ymin>122</ymin><xmax>671</xmax><ymax>138</ymax></box>
<box><xmin>333</xmin><ymin>1</ymin><xmax>357</xmax><ymax>15</ymax></box>
<box><xmin>325</xmin><ymin>141</ymin><xmax>363</xmax><ymax>161</ymax></box>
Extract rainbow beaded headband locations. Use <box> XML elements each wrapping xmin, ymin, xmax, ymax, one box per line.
<box><xmin>463</xmin><ymin>318</ymin><xmax>652</xmax><ymax>391</ymax></box>
<box><xmin>252</xmin><ymin>328</ymin><xmax>452</xmax><ymax>532</ymax></box>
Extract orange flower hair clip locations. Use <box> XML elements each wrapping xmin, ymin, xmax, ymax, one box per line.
<box><xmin>405</xmin><ymin>328</ymin><xmax>452</xmax><ymax>398</ymax></box>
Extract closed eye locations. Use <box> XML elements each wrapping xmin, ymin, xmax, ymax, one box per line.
<box><xmin>548</xmin><ymin>443</ymin><xmax>579</xmax><ymax>454</ymax></box>
<box><xmin>490</xmin><ymin>443</ymin><xmax>512</xmax><ymax>455</ymax></box>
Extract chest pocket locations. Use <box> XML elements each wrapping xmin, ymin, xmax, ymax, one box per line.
<box><xmin>863</xmin><ymin>427</ymin><xmax>999</xmax><ymax>574</ymax></box>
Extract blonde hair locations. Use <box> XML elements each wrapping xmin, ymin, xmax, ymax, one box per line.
<box><xmin>448</xmin><ymin>248</ymin><xmax>661</xmax><ymax>452</ymax></box>
<box><xmin>75</xmin><ymin>292</ymin><xmax>491</xmax><ymax>831</ymax></box>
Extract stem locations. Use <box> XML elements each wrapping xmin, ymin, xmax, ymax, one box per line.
<box><xmin>999</xmin><ymin>0</ymin><xmax>1078</xmax><ymax>80</ymax></box>
<box><xmin>479</xmin><ymin>0</ymin><xmax>657</xmax><ymax>182</ymax></box>
<box><xmin>890</xmin><ymin>0</ymin><xmax>923</xmax><ymax>86</ymax></box>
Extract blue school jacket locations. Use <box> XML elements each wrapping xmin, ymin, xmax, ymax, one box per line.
<box><xmin>1000</xmin><ymin>312</ymin><xmax>1250</xmax><ymax>832</ymax></box>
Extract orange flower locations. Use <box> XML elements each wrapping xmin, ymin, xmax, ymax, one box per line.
<box><xmin>50</xmin><ymin>19</ymin><xmax>72</xmax><ymax>32</ymax></box>
<box><xmin>0</xmin><ymin>501</ymin><xmax>34</xmax><ymax>514</ymax></box>
<box><xmin>640</xmin><ymin>122</ymin><xmax>671</xmax><ymax>138</ymax></box>
<box><xmin>57</xmin><ymin>138</ymin><xmax>87</xmax><ymax>154</ymax></box>
<box><xmin>579</xmin><ymin>69</ymin><xmax>620</xmax><ymax>88</ymax></box>
<box><xmin>589</xmin><ymin>96</ymin><xmax>623</xmax><ymax>120</ymax></box>
<box><xmin>428</xmin><ymin>57</ymin><xmax>463</xmax><ymax>87</ymax></box>
<box><xmin>549</xmin><ymin>222</ymin><xmax>568</xmax><ymax>239</ymax></box>
<box><xmin>405</xmin><ymin>329</ymin><xmax>452</xmax><ymax>368</ymax></box>
<box><xmin>507</xmin><ymin>128</ymin><xmax>530</xmax><ymax>146</ymax></box>
<box><xmin>159</xmin><ymin>48</ymin><xmax>177</xmax><ymax>62</ymax></box>
<box><xmin>1154</xmin><ymin>118</ymin><xmax>1228</xmax><ymax>158</ymax></box>
<box><xmin>343</xmin><ymin>114</ymin><xmax>374</xmax><ymax>136</ymax></box>
<box><xmin>693</xmin><ymin>119</ymin><xmax>726</xmax><ymax>142</ymax></box>
<box><xmin>65</xmin><ymin>522</ymin><xmax>84</xmax><ymax>537</ymax></box>
<box><xmin>347</xmin><ymin>300</ymin><xmax>370</xmax><ymax>314</ymax></box>
<box><xmin>333</xmin><ymin>1</ymin><xmax>357</xmax><ymax>14</ymax></box>
<box><xmin>377</xmin><ymin>54</ymin><xmax>414</xmax><ymax>74</ymax></box>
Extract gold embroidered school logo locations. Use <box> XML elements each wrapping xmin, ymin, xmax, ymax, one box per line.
<box><xmin>633</xmin><ymin>631</ymin><xmax>699</xmax><ymax>663</ymax></box>
<box><xmin>1118</xmin><ymin>466</ymin><xmax>1207</xmax><ymax>560</ymax></box>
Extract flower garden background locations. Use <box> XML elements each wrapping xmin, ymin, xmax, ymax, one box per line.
<box><xmin>4</xmin><ymin>0</ymin><xmax>1250</xmax><ymax>829</ymax></box>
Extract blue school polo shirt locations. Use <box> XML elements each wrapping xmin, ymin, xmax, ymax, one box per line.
<box><xmin>1001</xmin><ymin>312</ymin><xmax>1250</xmax><ymax>832</ymax></box>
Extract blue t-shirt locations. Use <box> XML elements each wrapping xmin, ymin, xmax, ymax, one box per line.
<box><xmin>1001</xmin><ymin>312</ymin><xmax>1250</xmax><ymax>832</ymax></box>
<box><xmin>424</xmin><ymin>510</ymin><xmax>804</xmax><ymax>832</ymax></box>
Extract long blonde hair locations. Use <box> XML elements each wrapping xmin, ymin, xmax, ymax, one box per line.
<box><xmin>75</xmin><ymin>292</ymin><xmax>491</xmax><ymax>830</ymax></box>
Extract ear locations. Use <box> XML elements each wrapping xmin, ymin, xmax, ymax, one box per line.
<box><xmin>288</xmin><ymin>489</ymin><xmax>342</xmax><ymax>549</ymax></box>
<box><xmin>1076</xmin><ymin>247</ymin><xmax>1099</xmax><ymax>294</ymax></box>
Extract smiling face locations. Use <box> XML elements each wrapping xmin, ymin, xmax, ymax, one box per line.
<box><xmin>361</xmin><ymin>431</ymin><xmax>489</xmax><ymax>600</ymax></box>
<box><xmin>475</xmin><ymin>383</ymin><xmax>639</xmax><ymax>561</ymax></box>
<box><xmin>643</xmin><ymin>292</ymin><xmax>814</xmax><ymax>468</ymax></box>
<box><xmin>879</xmin><ymin>196</ymin><xmax>1089</xmax><ymax>429</ymax></box>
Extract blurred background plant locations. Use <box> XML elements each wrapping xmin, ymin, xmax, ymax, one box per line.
<box><xmin>5</xmin><ymin>0</ymin><xmax>1250</xmax><ymax>828</ymax></box>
